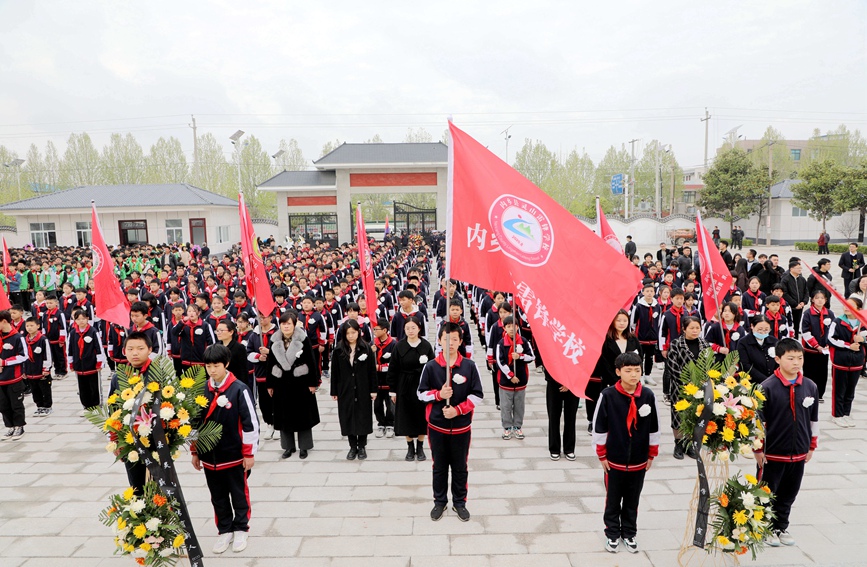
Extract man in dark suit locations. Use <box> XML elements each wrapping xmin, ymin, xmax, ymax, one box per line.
<box><xmin>161</xmin><ymin>246</ymin><xmax>178</xmax><ymax>271</ymax></box>
<box><xmin>624</xmin><ymin>235</ymin><xmax>637</xmax><ymax>259</ymax></box>
<box><xmin>718</xmin><ymin>240</ymin><xmax>734</xmax><ymax>270</ymax></box>
<box><xmin>781</xmin><ymin>261</ymin><xmax>808</xmax><ymax>337</ymax></box>
<box><xmin>839</xmin><ymin>242</ymin><xmax>865</xmax><ymax>298</ymax></box>
<box><xmin>656</xmin><ymin>242</ymin><xmax>670</xmax><ymax>264</ymax></box>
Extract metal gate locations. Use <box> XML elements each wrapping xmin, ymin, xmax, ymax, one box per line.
<box><xmin>393</xmin><ymin>201</ymin><xmax>436</xmax><ymax>235</ymax></box>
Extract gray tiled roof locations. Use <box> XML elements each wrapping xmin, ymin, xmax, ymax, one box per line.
<box><xmin>314</xmin><ymin>143</ymin><xmax>448</xmax><ymax>167</ymax></box>
<box><xmin>771</xmin><ymin>178</ymin><xmax>802</xmax><ymax>199</ymax></box>
<box><xmin>258</xmin><ymin>170</ymin><xmax>336</xmax><ymax>188</ymax></box>
<box><xmin>0</xmin><ymin>183</ymin><xmax>237</xmax><ymax>211</ymax></box>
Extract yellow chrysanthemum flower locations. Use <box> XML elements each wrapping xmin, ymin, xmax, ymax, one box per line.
<box><xmin>195</xmin><ymin>395</ymin><xmax>208</xmax><ymax>407</ymax></box>
<box><xmin>107</xmin><ymin>394</ymin><xmax>118</xmax><ymax>405</ymax></box>
<box><xmin>725</xmin><ymin>376</ymin><xmax>738</xmax><ymax>389</ymax></box>
<box><xmin>707</xmin><ymin>370</ymin><xmax>722</xmax><ymax>379</ymax></box>
<box><xmin>180</xmin><ymin>377</ymin><xmax>195</xmax><ymax>389</ymax></box>
<box><xmin>717</xmin><ymin>535</ymin><xmax>731</xmax><ymax>547</ymax></box>
<box><xmin>173</xmin><ymin>534</ymin><xmax>185</xmax><ymax>548</ymax></box>
<box><xmin>738</xmin><ymin>423</ymin><xmax>750</xmax><ymax>437</ymax></box>
<box><xmin>139</xmin><ymin>542</ymin><xmax>152</xmax><ymax>552</ymax></box>
<box><xmin>128</xmin><ymin>375</ymin><xmax>141</xmax><ymax>385</ymax></box>
<box><xmin>162</xmin><ymin>385</ymin><xmax>176</xmax><ymax>398</ymax></box>
<box><xmin>722</xmin><ymin>429</ymin><xmax>735</xmax><ymax>442</ymax></box>
<box><xmin>120</xmin><ymin>389</ymin><xmax>135</xmax><ymax>401</ymax></box>
<box><xmin>176</xmin><ymin>408</ymin><xmax>190</xmax><ymax>424</ymax></box>
<box><xmin>117</xmin><ymin>517</ymin><xmax>127</xmax><ymax>530</ymax></box>
<box><xmin>125</xmin><ymin>432</ymin><xmax>134</xmax><ymax>444</ymax></box>
<box><xmin>123</xmin><ymin>542</ymin><xmax>135</xmax><ymax>553</ymax></box>
<box><xmin>732</xmin><ymin>510</ymin><xmax>748</xmax><ymax>525</ymax></box>
<box><xmin>140</xmin><ymin>436</ymin><xmax>151</xmax><ymax>448</ymax></box>
<box><xmin>696</xmin><ymin>404</ymin><xmax>705</xmax><ymax>417</ymax></box>
<box><xmin>684</xmin><ymin>383</ymin><xmax>699</xmax><ymax>396</ymax></box>
<box><xmin>754</xmin><ymin>389</ymin><xmax>766</xmax><ymax>402</ymax></box>
<box><xmin>740</xmin><ymin>379</ymin><xmax>751</xmax><ymax>389</ymax></box>
<box><xmin>713</xmin><ymin>388</ymin><xmax>722</xmax><ymax>400</ymax></box>
<box><xmin>738</xmin><ymin>532</ymin><xmax>747</xmax><ymax>542</ymax></box>
<box><xmin>674</xmin><ymin>400</ymin><xmax>691</xmax><ymax>412</ymax></box>
<box><xmin>178</xmin><ymin>424</ymin><xmax>192</xmax><ymax>437</ymax></box>
<box><xmin>744</xmin><ymin>474</ymin><xmax>758</xmax><ymax>485</ymax></box>
<box><xmin>133</xmin><ymin>524</ymin><xmax>147</xmax><ymax>538</ymax></box>
<box><xmin>133</xmin><ymin>382</ymin><xmax>144</xmax><ymax>394</ymax></box>
<box><xmin>753</xmin><ymin>509</ymin><xmax>764</xmax><ymax>521</ymax></box>
<box><xmin>702</xmin><ymin>435</ymin><xmax>708</xmax><ymax>443</ymax></box>
<box><xmin>147</xmin><ymin>382</ymin><xmax>160</xmax><ymax>393</ymax></box>
<box><xmin>123</xmin><ymin>487</ymin><xmax>136</xmax><ymax>501</ymax></box>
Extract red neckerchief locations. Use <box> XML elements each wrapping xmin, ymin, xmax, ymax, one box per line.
<box><xmin>615</xmin><ymin>381</ymin><xmax>643</xmax><ymax>436</ymax></box>
<box><xmin>76</xmin><ymin>324</ymin><xmax>92</xmax><ymax>357</ymax></box>
<box><xmin>375</xmin><ymin>335</ymin><xmax>393</xmax><ymax>367</ymax></box>
<box><xmin>76</xmin><ymin>298</ymin><xmax>88</xmax><ymax>308</ymax></box>
<box><xmin>811</xmin><ymin>305</ymin><xmax>828</xmax><ymax>339</ymax></box>
<box><xmin>204</xmin><ymin>372</ymin><xmax>237</xmax><ymax>421</ymax></box>
<box><xmin>669</xmin><ymin>306</ymin><xmax>684</xmax><ymax>335</ymax></box>
<box><xmin>185</xmin><ymin>319</ymin><xmax>203</xmax><ymax>343</ymax></box>
<box><xmin>503</xmin><ymin>332</ymin><xmax>524</xmax><ymax>364</ymax></box>
<box><xmin>235</xmin><ymin>300</ymin><xmax>248</xmax><ymax>309</ymax></box>
<box><xmin>448</xmin><ymin>316</ymin><xmax>462</xmax><ymax>325</ymax></box>
<box><xmin>134</xmin><ymin>321</ymin><xmax>155</xmax><ymax>333</ymax></box>
<box><xmin>658</xmin><ymin>299</ymin><xmax>671</xmax><ymax>313</ymax></box>
<box><xmin>773</xmin><ymin>368</ymin><xmax>803</xmax><ymax>422</ymax></box>
<box><xmin>766</xmin><ymin>310</ymin><xmax>782</xmax><ymax>336</ymax></box>
<box><xmin>435</xmin><ymin>352</ymin><xmax>463</xmax><ymax>369</ymax></box>
<box><xmin>209</xmin><ymin>312</ymin><xmax>228</xmax><ymax>325</ymax></box>
<box><xmin>722</xmin><ymin>322</ymin><xmax>735</xmax><ymax>348</ymax></box>
<box><xmin>25</xmin><ymin>332</ymin><xmax>43</xmax><ymax>361</ymax></box>
<box><xmin>133</xmin><ymin>359</ymin><xmax>152</xmax><ymax>376</ymax></box>
<box><xmin>747</xmin><ymin>289</ymin><xmax>762</xmax><ymax>304</ymax></box>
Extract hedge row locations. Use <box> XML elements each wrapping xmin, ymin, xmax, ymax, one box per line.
<box><xmin>795</xmin><ymin>242</ymin><xmax>867</xmax><ymax>254</ymax></box>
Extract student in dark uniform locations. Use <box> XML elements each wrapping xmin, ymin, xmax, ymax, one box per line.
<box><xmin>66</xmin><ymin>308</ymin><xmax>106</xmax><ymax>411</ymax></box>
<box><xmin>737</xmin><ymin>315</ymin><xmax>779</xmax><ymax>382</ymax></box>
<box><xmin>827</xmin><ymin>298</ymin><xmax>866</xmax><ymax>428</ymax></box>
<box><xmin>630</xmin><ymin>284</ymin><xmax>661</xmax><ymax>387</ymax></box>
<box><xmin>800</xmin><ymin>290</ymin><xmax>834</xmax><ymax>402</ymax></box>
<box><xmin>23</xmin><ymin>317</ymin><xmax>52</xmax><ymax>417</ymax></box>
<box><xmin>372</xmin><ymin>320</ymin><xmax>397</xmax><ymax>439</ymax></box>
<box><xmin>41</xmin><ymin>294</ymin><xmax>67</xmax><ymax>378</ymax></box>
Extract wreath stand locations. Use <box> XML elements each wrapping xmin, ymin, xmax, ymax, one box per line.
<box><xmin>677</xmin><ymin>449</ymin><xmax>739</xmax><ymax>567</ymax></box>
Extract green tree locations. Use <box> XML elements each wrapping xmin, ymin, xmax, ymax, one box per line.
<box><xmin>364</xmin><ymin>134</ymin><xmax>384</xmax><ymax>144</ymax></box>
<box><xmin>146</xmin><ymin>136</ymin><xmax>188</xmax><ymax>184</ymax></box>
<box><xmin>320</xmin><ymin>139</ymin><xmax>342</xmax><ymax>158</ymax></box>
<box><xmin>512</xmin><ymin>138</ymin><xmax>559</xmax><ymax>192</ymax></box>
<box><xmin>273</xmin><ymin>138</ymin><xmax>307</xmax><ymax>172</ymax></box>
<box><xmin>60</xmin><ymin>132</ymin><xmax>101</xmax><ymax>187</ymax></box>
<box><xmin>191</xmin><ymin>133</ymin><xmax>232</xmax><ymax>197</ymax></box>
<box><xmin>551</xmin><ymin>148</ymin><xmax>595</xmax><ymax>215</ymax></box>
<box><xmin>836</xmin><ymin>161</ymin><xmax>867</xmax><ymax>242</ymax></box>
<box><xmin>791</xmin><ymin>159</ymin><xmax>846</xmax><ymax>231</ymax></box>
<box><xmin>698</xmin><ymin>147</ymin><xmax>768</xmax><ymax>234</ymax></box>
<box><xmin>404</xmin><ymin>128</ymin><xmax>433</xmax><ymax>143</ymax></box>
<box><xmin>748</xmin><ymin>127</ymin><xmax>796</xmax><ymax>181</ymax></box>
<box><xmin>237</xmin><ymin>135</ymin><xmax>275</xmax><ymax>219</ymax></box>
<box><xmin>101</xmin><ymin>133</ymin><xmax>146</xmax><ymax>184</ymax></box>
<box><xmin>804</xmin><ymin>125</ymin><xmax>867</xmax><ymax>168</ymax></box>
<box><xmin>593</xmin><ymin>145</ymin><xmax>631</xmax><ymax>215</ymax></box>
<box><xmin>634</xmin><ymin>141</ymin><xmax>683</xmax><ymax>215</ymax></box>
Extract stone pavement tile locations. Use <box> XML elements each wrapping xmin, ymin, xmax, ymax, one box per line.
<box><xmin>330</xmin><ymin>557</ymin><xmax>409</xmax><ymax>567</ymax></box>
<box><xmin>385</xmin><ymin>470</ymin><xmax>432</xmax><ymax>485</ymax></box>
<box><xmin>373</xmin><ymin>534</ymin><xmax>450</xmax><ymax>556</ymax></box>
<box><xmin>3</xmin><ymin>536</ymin><xmax>83</xmax><ymax>557</ymax></box>
<box><xmin>801</xmin><ymin>473</ymin><xmax>860</xmax><ymax>491</ymax></box>
<box><xmin>801</xmin><ymin>544</ymin><xmax>866</xmax><ymax>566</ymax></box>
<box><xmin>553</xmin><ymin>512</ymin><xmax>604</xmax><ymax>533</ymax></box>
<box><xmin>482</xmin><ymin>513</ymin><xmax>554</xmax><ymax>534</ymax></box>
<box><xmin>450</xmin><ymin>533</ymin><xmax>527</xmax><ymax>555</ymax></box>
<box><xmin>0</xmin><ymin>500</ymin><xmax>60</xmax><ymax>519</ymax></box>
<box><xmin>525</xmin><ymin>531</ymin><xmax>599</xmax><ymax>553</ymax></box>
<box><xmin>341</xmin><ymin>516</ymin><xmax>414</xmax><ymax>536</ymax></box>
<box><xmin>789</xmin><ymin>507</ymin><xmax>844</xmax><ymax>526</ymax></box>
<box><xmin>45</xmin><ymin>500</ymin><xmax>103</xmax><ymax>518</ymax></box>
<box><xmin>270</xmin><ymin>516</ymin><xmax>344</xmax><ymax>537</ymax></box>
<box><xmin>513</xmin><ymin>498</ymin><xmax>586</xmax><ymax>515</ymax></box>
<box><xmin>250</xmin><ymin>500</ymin><xmax>315</xmax><ymax>518</ymax></box>
<box><xmin>197</xmin><ymin>534</ymin><xmax>302</xmax><ymax>557</ymax></box>
<box><xmin>264</xmin><ymin>472</ymin><xmax>329</xmax><ymax>487</ymax></box>
<box><xmin>410</xmin><ymin>555</ymin><xmax>491</xmax><ymax>567</ymax></box>
<box><xmin>826</xmin><ymin>504</ymin><xmax>867</xmax><ymax>523</ymax></box>
<box><xmin>244</xmin><ymin>559</ymin><xmax>331</xmax><ymax>567</ymax></box>
<box><xmin>0</xmin><ymin>474</ymin><xmax>45</xmax><ymax>487</ymax></box>
<box><xmin>569</xmin><ymin>550</ymin><xmax>654</xmax><ymax>566</ymax></box>
<box><xmin>490</xmin><ymin>553</ymin><xmax>573</xmax><ymax>567</ymax></box>
<box><xmin>344</xmin><ymin>485</ymin><xmax>430</xmax><ymax>501</ymax></box>
<box><xmin>22</xmin><ymin>560</ymin><xmax>112</xmax><ymax>567</ymax></box>
<box><xmin>299</xmin><ymin>535</ymin><xmax>376</xmax><ymax>557</ymax></box>
<box><xmin>744</xmin><ymin>546</ymin><xmax>815</xmax><ymax>565</ymax></box>
<box><xmin>311</xmin><ymin>501</ymin><xmax>382</xmax><ymax>517</ymax></box>
<box><xmin>473</xmin><ymin>482</ymin><xmax>542</xmax><ymax>499</ymax></box>
<box><xmin>412</xmin><ymin>515</ymin><xmax>486</xmax><ymax>535</ymax></box>
<box><xmin>191</xmin><ymin>516</ymin><xmax>277</xmax><ymax>537</ymax></box>
<box><xmin>0</xmin><ymin>517</ymin><xmax>74</xmax><ymax>536</ymax></box>
<box><xmin>0</xmin><ymin>536</ymin><xmax>19</xmax><ymax>554</ymax></box>
<box><xmin>325</xmin><ymin>471</ymin><xmax>389</xmax><ymax>486</ymax></box>
<box><xmin>631</xmin><ymin>528</ymin><xmax>681</xmax><ymax>551</ymax></box>
<box><xmin>815</xmin><ymin>522</ymin><xmax>867</xmax><ymax>545</ymax></box>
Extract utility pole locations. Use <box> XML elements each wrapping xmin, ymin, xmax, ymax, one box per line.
<box><xmin>188</xmin><ymin>115</ymin><xmax>198</xmax><ymax>168</ymax></box>
<box><xmin>766</xmin><ymin>141</ymin><xmax>774</xmax><ymax>246</ymax></box>
<box><xmin>701</xmin><ymin>108</ymin><xmax>711</xmax><ymax>168</ymax></box>
<box><xmin>669</xmin><ymin>165</ymin><xmax>676</xmax><ymax>216</ymax></box>
<box><xmin>655</xmin><ymin>142</ymin><xmax>661</xmax><ymax>219</ymax></box>
<box><xmin>501</xmin><ymin>126</ymin><xmax>513</xmax><ymax>164</ymax></box>
<box><xmin>628</xmin><ymin>138</ymin><xmax>638</xmax><ymax>219</ymax></box>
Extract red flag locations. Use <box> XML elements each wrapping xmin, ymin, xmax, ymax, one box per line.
<box><xmin>804</xmin><ymin>263</ymin><xmax>867</xmax><ymax>328</ymax></box>
<box><xmin>91</xmin><ymin>202</ymin><xmax>130</xmax><ymax>327</ymax></box>
<box><xmin>695</xmin><ymin>211</ymin><xmax>733</xmax><ymax>322</ymax></box>
<box><xmin>355</xmin><ymin>204</ymin><xmax>379</xmax><ymax>322</ymax></box>
<box><xmin>595</xmin><ymin>196</ymin><xmax>623</xmax><ymax>254</ymax></box>
<box><xmin>2</xmin><ymin>237</ymin><xmax>12</xmax><ymax>279</ymax></box>
<box><xmin>384</xmin><ymin>214</ymin><xmax>390</xmax><ymax>236</ymax></box>
<box><xmin>0</xmin><ymin>276</ymin><xmax>10</xmax><ymax>310</ymax></box>
<box><xmin>446</xmin><ymin>122</ymin><xmax>641</xmax><ymax>397</ymax></box>
<box><xmin>239</xmin><ymin>193</ymin><xmax>276</xmax><ymax>317</ymax></box>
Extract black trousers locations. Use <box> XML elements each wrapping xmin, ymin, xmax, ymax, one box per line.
<box><xmin>48</xmin><ymin>342</ymin><xmax>67</xmax><ymax>375</ymax></box>
<box><xmin>843</xmin><ymin>275</ymin><xmax>854</xmax><ymax>298</ymax></box>
<box><xmin>172</xmin><ymin>357</ymin><xmax>184</xmax><ymax>377</ymax></box>
<box><xmin>803</xmin><ymin>351</ymin><xmax>829</xmax><ymax>399</ymax></box>
<box><xmin>757</xmin><ymin>460</ymin><xmax>804</xmax><ymax>532</ymax></box>
<box><xmin>832</xmin><ymin>367</ymin><xmax>860</xmax><ymax>417</ymax></box>
<box><xmin>603</xmin><ymin>468</ymin><xmax>646</xmax><ymax>539</ymax></box>
<box><xmin>348</xmin><ymin>434</ymin><xmax>368</xmax><ymax>448</ymax></box>
<box><xmin>76</xmin><ymin>372</ymin><xmax>101</xmax><ymax>409</ymax></box>
<box><xmin>792</xmin><ymin>309</ymin><xmax>803</xmax><ymax>338</ymax></box>
<box><xmin>429</xmin><ymin>428</ymin><xmax>471</xmax><ymax>506</ymax></box>
<box><xmin>30</xmin><ymin>377</ymin><xmax>52</xmax><ymax>408</ymax></box>
<box><xmin>321</xmin><ymin>344</ymin><xmax>332</xmax><ymax>372</ymax></box>
<box><xmin>257</xmin><ymin>381</ymin><xmax>274</xmax><ymax>425</ymax></box>
<box><xmin>125</xmin><ymin>460</ymin><xmax>147</xmax><ymax>495</ymax></box>
<box><xmin>373</xmin><ymin>390</ymin><xmax>395</xmax><ymax>427</ymax></box>
<box><xmin>0</xmin><ymin>380</ymin><xmax>26</xmax><ymax>427</ymax></box>
<box><xmin>546</xmin><ymin>379</ymin><xmax>579</xmax><ymax>454</ymax></box>
<box><xmin>639</xmin><ymin>344</ymin><xmax>655</xmax><ymax>377</ymax></box>
<box><xmin>204</xmin><ymin>465</ymin><xmax>251</xmax><ymax>534</ymax></box>
<box><xmin>490</xmin><ymin>368</ymin><xmax>500</xmax><ymax>406</ymax></box>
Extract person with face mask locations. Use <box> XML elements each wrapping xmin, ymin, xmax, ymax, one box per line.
<box><xmin>737</xmin><ymin>315</ymin><xmax>780</xmax><ymax>382</ymax></box>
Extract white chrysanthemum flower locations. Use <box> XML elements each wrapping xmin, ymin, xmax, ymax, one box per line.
<box><xmin>712</xmin><ymin>403</ymin><xmax>727</xmax><ymax>416</ymax></box>
<box><xmin>159</xmin><ymin>407</ymin><xmax>175</xmax><ymax>420</ymax></box>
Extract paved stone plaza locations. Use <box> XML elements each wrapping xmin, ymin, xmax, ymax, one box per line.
<box><xmin>1</xmin><ymin>247</ymin><xmax>866</xmax><ymax>567</ymax></box>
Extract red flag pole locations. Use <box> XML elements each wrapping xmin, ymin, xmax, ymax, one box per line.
<box><xmin>804</xmin><ymin>262</ymin><xmax>867</xmax><ymax>328</ymax></box>
<box><xmin>696</xmin><ymin>212</ymin><xmax>722</xmax><ymax>320</ymax></box>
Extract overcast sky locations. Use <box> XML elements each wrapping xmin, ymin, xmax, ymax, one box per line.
<box><xmin>1</xmin><ymin>1</ymin><xmax>865</xmax><ymax>170</ymax></box>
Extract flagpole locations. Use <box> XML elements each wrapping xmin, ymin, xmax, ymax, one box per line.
<box><xmin>445</xmin><ymin>120</ymin><xmax>455</xmax><ymax>406</ymax></box>
<box><xmin>595</xmin><ymin>196</ymin><xmax>601</xmax><ymax>238</ymax></box>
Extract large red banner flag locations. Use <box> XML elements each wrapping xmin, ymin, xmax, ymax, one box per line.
<box><xmin>595</xmin><ymin>196</ymin><xmax>623</xmax><ymax>254</ymax></box>
<box><xmin>91</xmin><ymin>202</ymin><xmax>130</xmax><ymax>328</ymax></box>
<box><xmin>355</xmin><ymin>204</ymin><xmax>379</xmax><ymax>321</ymax></box>
<box><xmin>2</xmin><ymin>236</ymin><xmax>12</xmax><ymax>279</ymax></box>
<box><xmin>239</xmin><ymin>193</ymin><xmax>276</xmax><ymax>318</ymax></box>
<box><xmin>695</xmin><ymin>211</ymin><xmax>733</xmax><ymax>322</ymax></box>
<box><xmin>446</xmin><ymin>122</ymin><xmax>642</xmax><ymax>397</ymax></box>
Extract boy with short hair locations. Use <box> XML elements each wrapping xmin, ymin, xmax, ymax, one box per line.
<box><xmin>41</xmin><ymin>294</ymin><xmax>68</xmax><ymax>378</ymax></box>
<box><xmin>23</xmin><ymin>317</ymin><xmax>53</xmax><ymax>417</ymax></box>
<box><xmin>755</xmin><ymin>338</ymin><xmax>819</xmax><ymax>547</ymax></box>
<box><xmin>67</xmin><ymin>308</ymin><xmax>106</xmax><ymax>411</ymax></box>
<box><xmin>372</xmin><ymin>319</ymin><xmax>396</xmax><ymax>438</ymax></box>
<box><xmin>0</xmin><ymin>310</ymin><xmax>28</xmax><ymax>440</ymax></box>
<box><xmin>593</xmin><ymin>352</ymin><xmax>659</xmax><ymax>554</ymax></box>
<box><xmin>496</xmin><ymin>315</ymin><xmax>535</xmax><ymax>440</ymax></box>
<box><xmin>191</xmin><ymin>344</ymin><xmax>259</xmax><ymax>555</ymax></box>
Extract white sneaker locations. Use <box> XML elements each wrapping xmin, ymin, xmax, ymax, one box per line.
<box><xmin>375</xmin><ymin>426</ymin><xmax>385</xmax><ymax>438</ymax></box>
<box><xmin>845</xmin><ymin>416</ymin><xmax>856</xmax><ymax>428</ymax></box>
<box><xmin>645</xmin><ymin>377</ymin><xmax>658</xmax><ymax>386</ymax></box>
<box><xmin>535</xmin><ymin>366</ymin><xmax>545</xmax><ymax>374</ymax></box>
<box><xmin>777</xmin><ymin>530</ymin><xmax>795</xmax><ymax>546</ymax></box>
<box><xmin>766</xmin><ymin>531</ymin><xmax>781</xmax><ymax>547</ymax></box>
<box><xmin>385</xmin><ymin>426</ymin><xmax>395</xmax><ymax>438</ymax></box>
<box><xmin>232</xmin><ymin>531</ymin><xmax>248</xmax><ymax>552</ymax></box>
<box><xmin>213</xmin><ymin>532</ymin><xmax>233</xmax><ymax>554</ymax></box>
<box><xmin>832</xmin><ymin>416</ymin><xmax>848</xmax><ymax>428</ymax></box>
<box><xmin>32</xmin><ymin>408</ymin><xmax>45</xmax><ymax>418</ymax></box>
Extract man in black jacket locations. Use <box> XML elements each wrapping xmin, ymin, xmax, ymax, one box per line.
<box><xmin>718</xmin><ymin>240</ymin><xmax>734</xmax><ymax>270</ymax></box>
<box><xmin>780</xmin><ymin>262</ymin><xmax>808</xmax><ymax>338</ymax></box>
<box><xmin>624</xmin><ymin>236</ymin><xmax>636</xmax><ymax>260</ymax></box>
<box><xmin>838</xmin><ymin>243</ymin><xmax>864</xmax><ymax>298</ymax></box>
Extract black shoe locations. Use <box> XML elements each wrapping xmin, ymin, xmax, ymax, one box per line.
<box><xmin>587</xmin><ymin>422</ymin><xmax>593</xmax><ymax>435</ymax></box>
<box><xmin>347</xmin><ymin>448</ymin><xmax>358</xmax><ymax>460</ymax></box>
<box><xmin>452</xmin><ymin>505</ymin><xmax>470</xmax><ymax>522</ymax></box>
<box><xmin>430</xmin><ymin>504</ymin><xmax>446</xmax><ymax>521</ymax></box>
<box><xmin>686</xmin><ymin>443</ymin><xmax>697</xmax><ymax>460</ymax></box>
<box><xmin>299</xmin><ymin>450</ymin><xmax>308</xmax><ymax>459</ymax></box>
<box><xmin>673</xmin><ymin>443</ymin><xmax>685</xmax><ymax>460</ymax></box>
<box><xmin>281</xmin><ymin>449</ymin><xmax>295</xmax><ymax>459</ymax></box>
<box><xmin>357</xmin><ymin>447</ymin><xmax>367</xmax><ymax>460</ymax></box>
<box><xmin>415</xmin><ymin>441</ymin><xmax>426</xmax><ymax>461</ymax></box>
<box><xmin>405</xmin><ymin>442</ymin><xmax>416</xmax><ymax>461</ymax></box>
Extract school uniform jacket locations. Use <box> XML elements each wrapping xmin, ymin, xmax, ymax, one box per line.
<box><xmin>0</xmin><ymin>329</ymin><xmax>28</xmax><ymax>386</ymax></box>
<box><xmin>228</xmin><ymin>301</ymin><xmax>256</xmax><ymax>322</ymax></box>
<box><xmin>390</xmin><ymin>307</ymin><xmax>425</xmax><ymax>341</ymax></box>
<box><xmin>827</xmin><ymin>318</ymin><xmax>867</xmax><ymax>371</ymax></box>
<box><xmin>298</xmin><ymin>310</ymin><xmax>327</xmax><ymax>349</ymax></box>
<box><xmin>736</xmin><ymin>334</ymin><xmax>779</xmax><ymax>382</ymax></box>
<box><xmin>129</xmin><ymin>322</ymin><xmax>163</xmax><ymax>359</ymax></box>
<box><xmin>742</xmin><ymin>290</ymin><xmax>766</xmax><ymax>318</ymax></box>
<box><xmin>631</xmin><ymin>298</ymin><xmax>661</xmax><ymax>348</ymax></box>
<box><xmin>755</xmin><ymin>370</ymin><xmax>819</xmax><ymax>463</ymax></box>
<box><xmin>172</xmin><ymin>319</ymin><xmax>216</xmax><ymax>365</ymax></box>
<box><xmin>66</xmin><ymin>324</ymin><xmax>105</xmax><ymax>375</ymax></box>
<box><xmin>763</xmin><ymin>309</ymin><xmax>793</xmax><ymax>340</ymax></box>
<box><xmin>592</xmin><ymin>382</ymin><xmax>660</xmax><ymax>471</ymax></box>
<box><xmin>658</xmin><ymin>306</ymin><xmax>687</xmax><ymax>352</ymax></box>
<box><xmin>437</xmin><ymin>317</ymin><xmax>473</xmax><ymax>357</ymax></box>
<box><xmin>704</xmin><ymin>321</ymin><xmax>747</xmax><ymax>354</ymax></box>
<box><xmin>41</xmin><ymin>308</ymin><xmax>67</xmax><ymax>346</ymax></box>
<box><xmin>246</xmin><ymin>326</ymin><xmax>277</xmax><ymax>383</ymax></box>
<box><xmin>23</xmin><ymin>333</ymin><xmax>52</xmax><ymax>379</ymax></box>
<box><xmin>495</xmin><ymin>333</ymin><xmax>536</xmax><ymax>390</ymax></box>
<box><xmin>374</xmin><ymin>335</ymin><xmax>397</xmax><ymax>390</ymax></box>
<box><xmin>191</xmin><ymin>372</ymin><xmax>259</xmax><ymax>471</ymax></box>
<box><xmin>418</xmin><ymin>354</ymin><xmax>484</xmax><ymax>435</ymax></box>
<box><xmin>800</xmin><ymin>306</ymin><xmax>835</xmax><ymax>353</ymax></box>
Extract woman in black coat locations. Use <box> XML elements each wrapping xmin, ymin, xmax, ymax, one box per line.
<box><xmin>330</xmin><ymin>318</ymin><xmax>378</xmax><ymax>460</ymax></box>
<box><xmin>215</xmin><ymin>320</ymin><xmax>253</xmax><ymax>392</ymax></box>
<box><xmin>386</xmin><ymin>315</ymin><xmax>435</xmax><ymax>461</ymax></box>
<box><xmin>587</xmin><ymin>310</ymin><xmax>642</xmax><ymax>432</ymax></box>
<box><xmin>736</xmin><ymin>315</ymin><xmax>778</xmax><ymax>382</ymax></box>
<box><xmin>265</xmin><ymin>311</ymin><xmax>321</xmax><ymax>460</ymax></box>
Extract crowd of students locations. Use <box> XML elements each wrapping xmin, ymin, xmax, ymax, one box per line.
<box><xmin>0</xmin><ymin>235</ymin><xmax>852</xmax><ymax>555</ymax></box>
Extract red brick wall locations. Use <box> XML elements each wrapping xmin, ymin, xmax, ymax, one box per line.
<box><xmin>349</xmin><ymin>172</ymin><xmax>437</xmax><ymax>187</ymax></box>
<box><xmin>287</xmin><ymin>196</ymin><xmax>338</xmax><ymax>206</ymax></box>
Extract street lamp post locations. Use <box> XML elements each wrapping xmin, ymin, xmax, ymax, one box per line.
<box><xmin>272</xmin><ymin>149</ymin><xmax>286</xmax><ymax>172</ymax></box>
<box><xmin>229</xmin><ymin>130</ymin><xmax>245</xmax><ymax>196</ymax></box>
<box><xmin>3</xmin><ymin>158</ymin><xmax>25</xmax><ymax>200</ymax></box>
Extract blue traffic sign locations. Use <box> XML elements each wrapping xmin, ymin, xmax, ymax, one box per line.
<box><xmin>611</xmin><ymin>173</ymin><xmax>624</xmax><ymax>195</ymax></box>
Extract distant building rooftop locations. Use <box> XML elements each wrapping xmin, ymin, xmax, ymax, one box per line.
<box><xmin>0</xmin><ymin>183</ymin><xmax>237</xmax><ymax>211</ymax></box>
